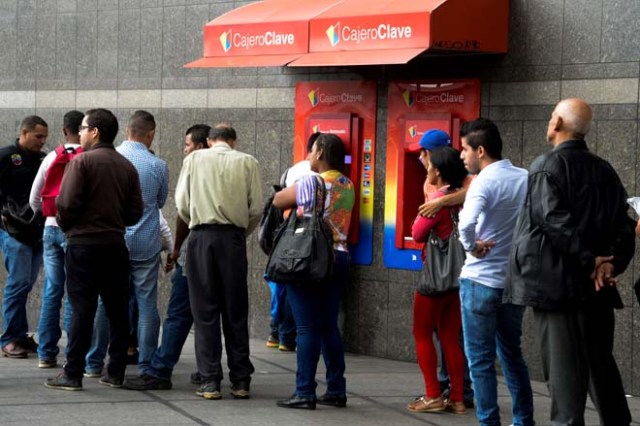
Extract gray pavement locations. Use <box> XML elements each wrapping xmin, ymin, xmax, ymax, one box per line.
<box><xmin>1</xmin><ymin>335</ymin><xmax>639</xmax><ymax>425</ymax></box>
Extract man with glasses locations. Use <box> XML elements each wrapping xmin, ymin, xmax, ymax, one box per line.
<box><xmin>45</xmin><ymin>108</ymin><xmax>143</xmax><ymax>391</ymax></box>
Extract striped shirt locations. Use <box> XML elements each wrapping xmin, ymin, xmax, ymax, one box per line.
<box><xmin>117</xmin><ymin>140</ymin><xmax>169</xmax><ymax>261</ymax></box>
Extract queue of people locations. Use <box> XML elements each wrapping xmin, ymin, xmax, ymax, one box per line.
<box><xmin>0</xmin><ymin>98</ymin><xmax>635</xmax><ymax>425</ymax></box>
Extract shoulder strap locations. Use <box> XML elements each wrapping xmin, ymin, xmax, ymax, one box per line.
<box><xmin>312</xmin><ymin>175</ymin><xmax>327</xmax><ymax>218</ymax></box>
<box><xmin>279</xmin><ymin>167</ymin><xmax>290</xmax><ymax>188</ymax></box>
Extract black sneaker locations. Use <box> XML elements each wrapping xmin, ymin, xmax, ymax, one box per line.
<box><xmin>123</xmin><ymin>374</ymin><xmax>172</xmax><ymax>391</ymax></box>
<box><xmin>44</xmin><ymin>373</ymin><xmax>82</xmax><ymax>391</ymax></box>
<box><xmin>99</xmin><ymin>374</ymin><xmax>124</xmax><ymax>388</ymax></box>
<box><xmin>190</xmin><ymin>371</ymin><xmax>203</xmax><ymax>385</ymax></box>
<box><xmin>230</xmin><ymin>381</ymin><xmax>250</xmax><ymax>399</ymax></box>
<box><xmin>196</xmin><ymin>382</ymin><xmax>221</xmax><ymax>400</ymax></box>
<box><xmin>317</xmin><ymin>393</ymin><xmax>347</xmax><ymax>408</ymax></box>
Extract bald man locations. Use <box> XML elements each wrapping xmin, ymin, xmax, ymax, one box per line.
<box><xmin>505</xmin><ymin>98</ymin><xmax>635</xmax><ymax>426</ymax></box>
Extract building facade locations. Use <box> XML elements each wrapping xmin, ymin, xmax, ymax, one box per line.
<box><xmin>0</xmin><ymin>0</ymin><xmax>639</xmax><ymax>393</ymax></box>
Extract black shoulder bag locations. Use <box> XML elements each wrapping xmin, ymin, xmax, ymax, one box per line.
<box><xmin>257</xmin><ymin>168</ymin><xmax>289</xmax><ymax>255</ymax></box>
<box><xmin>1</xmin><ymin>199</ymin><xmax>45</xmax><ymax>247</ymax></box>
<box><xmin>265</xmin><ymin>175</ymin><xmax>334</xmax><ymax>286</ymax></box>
<box><xmin>416</xmin><ymin>208</ymin><xmax>466</xmax><ymax>296</ymax></box>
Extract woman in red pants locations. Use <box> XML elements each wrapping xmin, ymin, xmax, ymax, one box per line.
<box><xmin>408</xmin><ymin>146</ymin><xmax>467</xmax><ymax>415</ymax></box>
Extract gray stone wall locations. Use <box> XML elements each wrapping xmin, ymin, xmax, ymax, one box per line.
<box><xmin>1</xmin><ymin>0</ymin><xmax>640</xmax><ymax>394</ymax></box>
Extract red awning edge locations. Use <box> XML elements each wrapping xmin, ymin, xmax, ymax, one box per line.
<box><xmin>288</xmin><ymin>48</ymin><xmax>426</xmax><ymax>67</ymax></box>
<box><xmin>184</xmin><ymin>54</ymin><xmax>301</xmax><ymax>68</ymax></box>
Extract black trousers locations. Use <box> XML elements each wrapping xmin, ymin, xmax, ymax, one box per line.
<box><xmin>534</xmin><ymin>294</ymin><xmax>631</xmax><ymax>426</ymax></box>
<box><xmin>64</xmin><ymin>243</ymin><xmax>130</xmax><ymax>379</ymax></box>
<box><xmin>186</xmin><ymin>225</ymin><xmax>254</xmax><ymax>385</ymax></box>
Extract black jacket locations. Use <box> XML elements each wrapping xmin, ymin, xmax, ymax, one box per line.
<box><xmin>504</xmin><ymin>140</ymin><xmax>635</xmax><ymax>311</ymax></box>
<box><xmin>0</xmin><ymin>140</ymin><xmax>45</xmax><ymax>208</ymax></box>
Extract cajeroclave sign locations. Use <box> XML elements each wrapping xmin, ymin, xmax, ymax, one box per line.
<box><xmin>204</xmin><ymin>22</ymin><xmax>308</xmax><ymax>56</ymax></box>
<box><xmin>309</xmin><ymin>14</ymin><xmax>429</xmax><ymax>51</ymax></box>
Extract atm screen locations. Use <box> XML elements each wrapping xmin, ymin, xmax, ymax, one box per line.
<box><xmin>345</xmin><ymin>155</ymin><xmax>352</xmax><ymax>165</ymax></box>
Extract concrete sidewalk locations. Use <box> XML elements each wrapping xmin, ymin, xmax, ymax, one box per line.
<box><xmin>1</xmin><ymin>335</ymin><xmax>639</xmax><ymax>425</ymax></box>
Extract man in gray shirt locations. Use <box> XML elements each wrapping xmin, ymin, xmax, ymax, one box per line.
<box><xmin>175</xmin><ymin>125</ymin><xmax>262</xmax><ymax>400</ymax></box>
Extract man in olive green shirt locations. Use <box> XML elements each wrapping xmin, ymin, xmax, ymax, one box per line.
<box><xmin>175</xmin><ymin>125</ymin><xmax>262</xmax><ymax>400</ymax></box>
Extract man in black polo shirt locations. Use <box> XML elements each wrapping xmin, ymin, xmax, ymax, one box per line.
<box><xmin>0</xmin><ymin>115</ymin><xmax>48</xmax><ymax>358</ymax></box>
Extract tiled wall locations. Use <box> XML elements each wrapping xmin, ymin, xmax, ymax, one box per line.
<box><xmin>1</xmin><ymin>0</ymin><xmax>640</xmax><ymax>393</ymax></box>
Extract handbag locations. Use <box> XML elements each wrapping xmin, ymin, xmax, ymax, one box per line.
<box><xmin>1</xmin><ymin>199</ymin><xmax>45</xmax><ymax>247</ymax></box>
<box><xmin>265</xmin><ymin>175</ymin><xmax>334</xmax><ymax>286</ymax></box>
<box><xmin>257</xmin><ymin>169</ymin><xmax>289</xmax><ymax>255</ymax></box>
<box><xmin>416</xmin><ymin>207</ymin><xmax>465</xmax><ymax>296</ymax></box>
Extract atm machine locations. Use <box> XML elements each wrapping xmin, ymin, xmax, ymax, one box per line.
<box><xmin>294</xmin><ymin>81</ymin><xmax>377</xmax><ymax>265</ymax></box>
<box><xmin>384</xmin><ymin>80</ymin><xmax>480</xmax><ymax>270</ymax></box>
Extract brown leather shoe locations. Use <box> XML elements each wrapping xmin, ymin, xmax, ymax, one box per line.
<box><xmin>445</xmin><ymin>399</ymin><xmax>467</xmax><ymax>415</ymax></box>
<box><xmin>19</xmin><ymin>335</ymin><xmax>38</xmax><ymax>353</ymax></box>
<box><xmin>2</xmin><ymin>341</ymin><xmax>28</xmax><ymax>359</ymax></box>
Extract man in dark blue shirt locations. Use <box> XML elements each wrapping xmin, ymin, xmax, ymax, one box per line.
<box><xmin>0</xmin><ymin>115</ymin><xmax>47</xmax><ymax>359</ymax></box>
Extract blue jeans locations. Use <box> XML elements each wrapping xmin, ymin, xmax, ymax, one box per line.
<box><xmin>0</xmin><ymin>229</ymin><xmax>43</xmax><ymax>347</ymax></box>
<box><xmin>87</xmin><ymin>254</ymin><xmax>161</xmax><ymax>375</ymax></box>
<box><xmin>286</xmin><ymin>251</ymin><xmax>349</xmax><ymax>398</ymax></box>
<box><xmin>85</xmin><ymin>298</ymin><xmax>109</xmax><ymax>373</ymax></box>
<box><xmin>268</xmin><ymin>280</ymin><xmax>296</xmax><ymax>346</ymax></box>
<box><xmin>460</xmin><ymin>278</ymin><xmax>534</xmax><ymax>426</ymax></box>
<box><xmin>147</xmin><ymin>263</ymin><xmax>193</xmax><ymax>380</ymax></box>
<box><xmin>37</xmin><ymin>226</ymin><xmax>72</xmax><ymax>361</ymax></box>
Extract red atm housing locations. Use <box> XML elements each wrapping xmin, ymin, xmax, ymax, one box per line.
<box><xmin>396</xmin><ymin>113</ymin><xmax>463</xmax><ymax>251</ymax></box>
<box><xmin>384</xmin><ymin>79</ymin><xmax>480</xmax><ymax>270</ymax></box>
<box><xmin>294</xmin><ymin>80</ymin><xmax>377</xmax><ymax>265</ymax></box>
<box><xmin>305</xmin><ymin>112</ymin><xmax>361</xmax><ymax>244</ymax></box>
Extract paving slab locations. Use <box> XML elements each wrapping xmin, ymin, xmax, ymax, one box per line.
<box><xmin>1</xmin><ymin>335</ymin><xmax>639</xmax><ymax>425</ymax></box>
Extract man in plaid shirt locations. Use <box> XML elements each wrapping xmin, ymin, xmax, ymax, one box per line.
<box><xmin>111</xmin><ymin>110</ymin><xmax>169</xmax><ymax>380</ymax></box>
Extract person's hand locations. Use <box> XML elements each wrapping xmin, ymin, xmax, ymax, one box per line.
<box><xmin>635</xmin><ymin>219</ymin><xmax>640</xmax><ymax>238</ymax></box>
<box><xmin>471</xmin><ymin>240</ymin><xmax>496</xmax><ymax>258</ymax></box>
<box><xmin>419</xmin><ymin>198</ymin><xmax>444</xmax><ymax>218</ymax></box>
<box><xmin>592</xmin><ymin>256</ymin><xmax>616</xmax><ymax>291</ymax></box>
<box><xmin>164</xmin><ymin>252</ymin><xmax>175</xmax><ymax>273</ymax></box>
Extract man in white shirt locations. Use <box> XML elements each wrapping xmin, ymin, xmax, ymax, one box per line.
<box><xmin>457</xmin><ymin>118</ymin><xmax>534</xmax><ymax>426</ymax></box>
<box><xmin>29</xmin><ymin>110</ymin><xmax>83</xmax><ymax>368</ymax></box>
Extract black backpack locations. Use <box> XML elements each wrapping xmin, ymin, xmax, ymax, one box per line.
<box><xmin>257</xmin><ymin>169</ymin><xmax>289</xmax><ymax>255</ymax></box>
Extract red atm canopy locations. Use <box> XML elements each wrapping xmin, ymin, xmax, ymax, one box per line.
<box><xmin>185</xmin><ymin>0</ymin><xmax>509</xmax><ymax>68</ymax></box>
<box><xmin>184</xmin><ymin>0</ymin><xmax>342</xmax><ymax>68</ymax></box>
<box><xmin>288</xmin><ymin>0</ymin><xmax>509</xmax><ymax>67</ymax></box>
